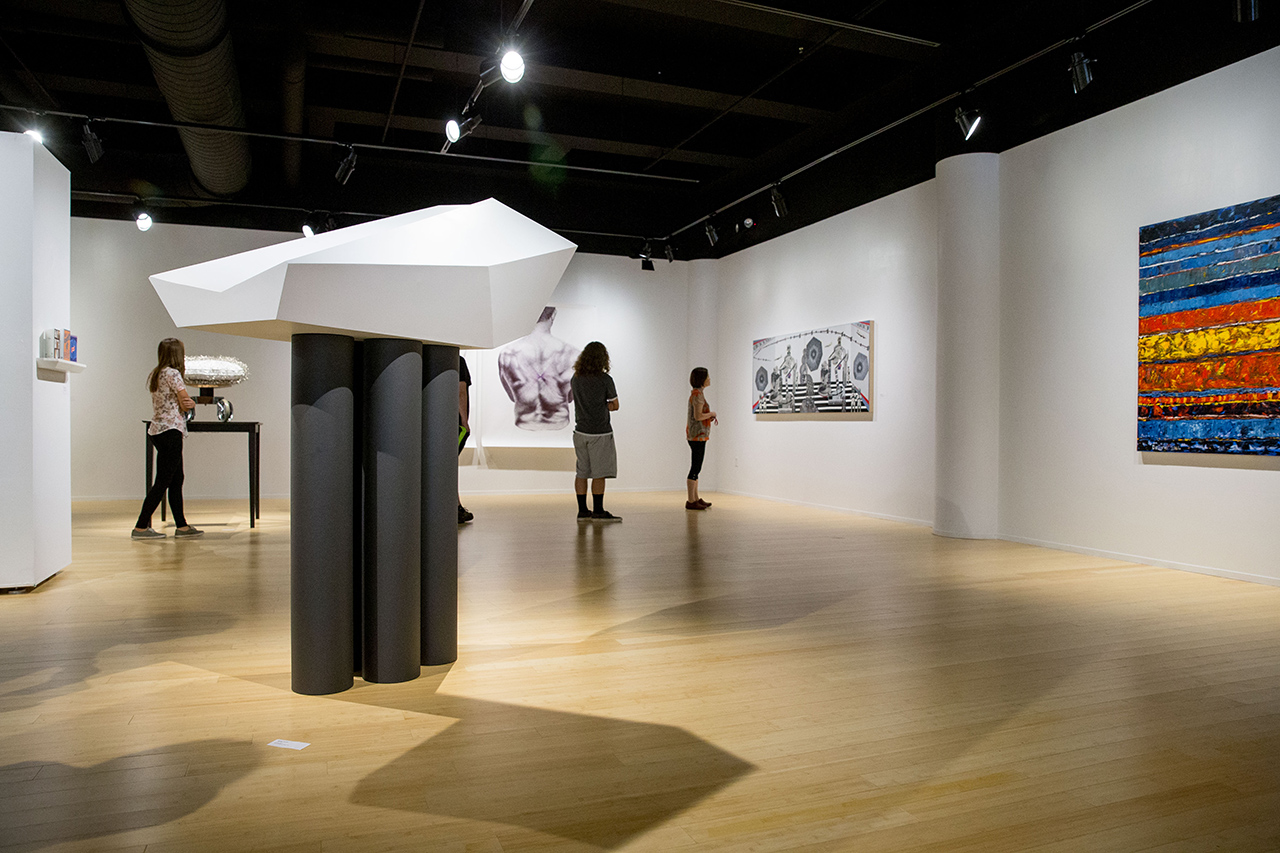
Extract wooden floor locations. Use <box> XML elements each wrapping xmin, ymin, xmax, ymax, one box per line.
<box><xmin>2</xmin><ymin>493</ymin><xmax>1279</xmax><ymax>852</ymax></box>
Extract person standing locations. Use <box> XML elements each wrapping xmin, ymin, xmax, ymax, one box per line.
<box><xmin>686</xmin><ymin>367</ymin><xmax>717</xmax><ymax>510</ymax></box>
<box><xmin>458</xmin><ymin>354</ymin><xmax>474</xmax><ymax>524</ymax></box>
<box><xmin>571</xmin><ymin>341</ymin><xmax>621</xmax><ymax>521</ymax></box>
<box><xmin>133</xmin><ymin>338</ymin><xmax>202</xmax><ymax>539</ymax></box>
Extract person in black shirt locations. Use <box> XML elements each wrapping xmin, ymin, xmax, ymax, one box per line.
<box><xmin>570</xmin><ymin>341</ymin><xmax>621</xmax><ymax>521</ymax></box>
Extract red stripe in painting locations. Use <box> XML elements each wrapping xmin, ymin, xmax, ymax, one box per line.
<box><xmin>1139</xmin><ymin>351</ymin><xmax>1280</xmax><ymax>392</ymax></box>
<box><xmin>1139</xmin><ymin>296</ymin><xmax>1280</xmax><ymax>336</ymax></box>
<box><xmin>1138</xmin><ymin>389</ymin><xmax>1280</xmax><ymax>406</ymax></box>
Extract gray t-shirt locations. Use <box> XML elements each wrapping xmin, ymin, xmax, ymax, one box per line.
<box><xmin>571</xmin><ymin>372</ymin><xmax>617</xmax><ymax>435</ymax></box>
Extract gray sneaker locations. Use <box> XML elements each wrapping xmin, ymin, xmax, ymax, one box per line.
<box><xmin>174</xmin><ymin>526</ymin><xmax>204</xmax><ymax>538</ymax></box>
<box><xmin>131</xmin><ymin>528</ymin><xmax>165</xmax><ymax>540</ymax></box>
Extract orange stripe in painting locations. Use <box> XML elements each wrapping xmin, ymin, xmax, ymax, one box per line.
<box><xmin>1139</xmin><ymin>351</ymin><xmax>1280</xmax><ymax>392</ymax></box>
<box><xmin>1139</xmin><ymin>297</ymin><xmax>1280</xmax><ymax>335</ymax></box>
<box><xmin>1139</xmin><ymin>390</ymin><xmax>1280</xmax><ymax>406</ymax></box>
<box><xmin>1140</xmin><ymin>222</ymin><xmax>1280</xmax><ymax>258</ymax></box>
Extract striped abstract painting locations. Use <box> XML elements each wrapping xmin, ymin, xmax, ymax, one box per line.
<box><xmin>1138</xmin><ymin>194</ymin><xmax>1280</xmax><ymax>455</ymax></box>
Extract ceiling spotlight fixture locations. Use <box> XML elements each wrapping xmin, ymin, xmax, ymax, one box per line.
<box><xmin>302</xmin><ymin>211</ymin><xmax>337</xmax><ymax>238</ymax></box>
<box><xmin>24</xmin><ymin>129</ymin><xmax>43</xmax><ymax>144</ymax></box>
<box><xmin>743</xmin><ymin>217</ymin><xmax>755</xmax><ymax>230</ymax></box>
<box><xmin>639</xmin><ymin>241</ymin><xmax>655</xmax><ymax>271</ymax></box>
<box><xmin>443</xmin><ymin>115</ymin><xmax>483</xmax><ymax>152</ymax></box>
<box><xmin>1069</xmin><ymin>51</ymin><xmax>1094</xmax><ymax>94</ymax></box>
<box><xmin>770</xmin><ymin>186</ymin><xmax>789</xmax><ymax>219</ymax></box>
<box><xmin>665</xmin><ymin>243</ymin><xmax>675</xmax><ymax>263</ymax></box>
<box><xmin>955</xmin><ymin>107</ymin><xmax>982</xmax><ymax>141</ymax></box>
<box><xmin>705</xmin><ymin>221</ymin><xmax>719</xmax><ymax>247</ymax></box>
<box><xmin>500</xmin><ymin>49</ymin><xmax>525</xmax><ymax>83</ymax></box>
<box><xmin>135</xmin><ymin>211</ymin><xmax>153</xmax><ymax>232</ymax></box>
<box><xmin>334</xmin><ymin>146</ymin><xmax>357</xmax><ymax>185</ymax></box>
<box><xmin>81</xmin><ymin>123</ymin><xmax>104</xmax><ymax>164</ymax></box>
<box><xmin>1233</xmin><ymin>0</ymin><xmax>1260</xmax><ymax>22</ymax></box>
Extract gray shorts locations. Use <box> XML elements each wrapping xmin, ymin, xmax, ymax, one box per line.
<box><xmin>574</xmin><ymin>431</ymin><xmax>617</xmax><ymax>479</ymax></box>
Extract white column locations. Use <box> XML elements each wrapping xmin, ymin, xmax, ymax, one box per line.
<box><xmin>934</xmin><ymin>153</ymin><xmax>1000</xmax><ymax>539</ymax></box>
<box><xmin>0</xmin><ymin>132</ymin><xmax>72</xmax><ymax>588</ymax></box>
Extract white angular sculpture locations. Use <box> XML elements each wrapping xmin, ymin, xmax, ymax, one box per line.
<box><xmin>150</xmin><ymin>198</ymin><xmax>577</xmax><ymax>347</ymax></box>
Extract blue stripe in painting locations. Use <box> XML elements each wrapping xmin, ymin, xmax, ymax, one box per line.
<box><xmin>1140</xmin><ymin>234</ymin><xmax>1280</xmax><ymax>276</ymax></box>
<box><xmin>1138</xmin><ymin>252</ymin><xmax>1280</xmax><ymax>294</ymax></box>
<box><xmin>1138</xmin><ymin>418</ymin><xmax>1280</xmax><ymax>441</ymax></box>
<box><xmin>1141</xmin><ymin>387</ymin><xmax>1280</xmax><ymax>398</ymax></box>
<box><xmin>1140</xmin><ymin>195</ymin><xmax>1280</xmax><ymax>249</ymax></box>
<box><xmin>1138</xmin><ymin>272</ymin><xmax>1280</xmax><ymax>315</ymax></box>
<box><xmin>1137</xmin><ymin>436</ymin><xmax>1280</xmax><ymax>455</ymax></box>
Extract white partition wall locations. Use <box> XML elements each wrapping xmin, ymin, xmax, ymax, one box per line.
<box><xmin>0</xmin><ymin>132</ymin><xmax>72</xmax><ymax>589</ymax></box>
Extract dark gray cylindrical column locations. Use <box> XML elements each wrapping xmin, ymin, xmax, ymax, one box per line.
<box><xmin>422</xmin><ymin>345</ymin><xmax>460</xmax><ymax>666</ymax></box>
<box><xmin>362</xmin><ymin>338</ymin><xmax>423</xmax><ymax>683</ymax></box>
<box><xmin>291</xmin><ymin>333</ymin><xmax>355</xmax><ymax>695</ymax></box>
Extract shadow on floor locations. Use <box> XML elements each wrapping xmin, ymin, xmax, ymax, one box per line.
<box><xmin>348</xmin><ymin>692</ymin><xmax>754</xmax><ymax>849</ymax></box>
<box><xmin>0</xmin><ymin>739</ymin><xmax>263</xmax><ymax>851</ymax></box>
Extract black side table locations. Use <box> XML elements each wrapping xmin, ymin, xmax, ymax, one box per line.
<box><xmin>144</xmin><ymin>420</ymin><xmax>261</xmax><ymax>528</ymax></box>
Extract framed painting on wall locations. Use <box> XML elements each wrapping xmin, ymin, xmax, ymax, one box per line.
<box><xmin>470</xmin><ymin>304</ymin><xmax>595</xmax><ymax>449</ymax></box>
<box><xmin>1138</xmin><ymin>193</ymin><xmax>1280</xmax><ymax>455</ymax></box>
<box><xmin>752</xmin><ymin>321</ymin><xmax>873</xmax><ymax>417</ymax></box>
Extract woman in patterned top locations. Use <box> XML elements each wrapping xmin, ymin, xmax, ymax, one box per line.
<box><xmin>132</xmin><ymin>338</ymin><xmax>202</xmax><ymax>539</ymax></box>
<box><xmin>686</xmin><ymin>366</ymin><xmax>717</xmax><ymax>510</ymax></box>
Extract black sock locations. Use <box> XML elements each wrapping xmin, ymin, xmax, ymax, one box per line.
<box><xmin>577</xmin><ymin>494</ymin><xmax>588</xmax><ymax>513</ymax></box>
<box><xmin>593</xmin><ymin>493</ymin><xmax>604</xmax><ymax>513</ymax></box>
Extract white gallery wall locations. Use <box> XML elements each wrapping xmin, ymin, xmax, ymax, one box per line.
<box><xmin>70</xmin><ymin>219</ymin><xmax>293</xmax><ymax>501</ymax></box>
<box><xmin>69</xmin><ymin>228</ymin><xmax>699</xmax><ymax>501</ymax></box>
<box><xmin>998</xmin><ymin>46</ymin><xmax>1280</xmax><ymax>584</ymax></box>
<box><xmin>706</xmin><ymin>182</ymin><xmax>940</xmax><ymax>525</ymax></box>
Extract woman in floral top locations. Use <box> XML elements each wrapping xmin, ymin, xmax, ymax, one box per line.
<box><xmin>132</xmin><ymin>338</ymin><xmax>202</xmax><ymax>539</ymax></box>
<box><xmin>686</xmin><ymin>366</ymin><xmax>717</xmax><ymax>510</ymax></box>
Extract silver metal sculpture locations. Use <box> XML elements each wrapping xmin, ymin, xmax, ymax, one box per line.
<box><xmin>184</xmin><ymin>355</ymin><xmax>249</xmax><ymax>422</ymax></box>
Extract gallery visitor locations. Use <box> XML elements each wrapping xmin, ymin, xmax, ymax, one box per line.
<box><xmin>133</xmin><ymin>338</ymin><xmax>202</xmax><ymax>540</ymax></box>
<box><xmin>571</xmin><ymin>341</ymin><xmax>621</xmax><ymax>522</ymax></box>
<box><xmin>458</xmin><ymin>354</ymin><xmax>474</xmax><ymax>524</ymax></box>
<box><xmin>686</xmin><ymin>367</ymin><xmax>718</xmax><ymax>510</ymax></box>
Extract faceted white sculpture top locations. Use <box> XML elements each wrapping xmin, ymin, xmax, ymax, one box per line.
<box><xmin>150</xmin><ymin>198</ymin><xmax>577</xmax><ymax>348</ymax></box>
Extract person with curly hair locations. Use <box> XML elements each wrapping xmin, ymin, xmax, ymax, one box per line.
<box><xmin>133</xmin><ymin>338</ymin><xmax>202</xmax><ymax>540</ymax></box>
<box><xmin>571</xmin><ymin>341</ymin><xmax>621</xmax><ymax>521</ymax></box>
<box><xmin>685</xmin><ymin>366</ymin><xmax>717</xmax><ymax>509</ymax></box>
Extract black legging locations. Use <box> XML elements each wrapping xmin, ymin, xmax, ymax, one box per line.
<box><xmin>688</xmin><ymin>440</ymin><xmax>706</xmax><ymax>481</ymax></box>
<box><xmin>137</xmin><ymin>429</ymin><xmax>186</xmax><ymax>528</ymax></box>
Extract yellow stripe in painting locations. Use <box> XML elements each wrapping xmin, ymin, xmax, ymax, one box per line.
<box><xmin>1139</xmin><ymin>320</ymin><xmax>1280</xmax><ymax>362</ymax></box>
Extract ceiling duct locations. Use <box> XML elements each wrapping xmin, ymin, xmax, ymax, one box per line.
<box><xmin>123</xmin><ymin>0</ymin><xmax>251</xmax><ymax>196</ymax></box>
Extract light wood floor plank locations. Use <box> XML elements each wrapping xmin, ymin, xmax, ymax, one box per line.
<box><xmin>1</xmin><ymin>493</ymin><xmax>1279</xmax><ymax>851</ymax></box>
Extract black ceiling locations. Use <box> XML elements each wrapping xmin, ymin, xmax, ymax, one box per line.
<box><xmin>3</xmin><ymin>0</ymin><xmax>1278</xmax><ymax>260</ymax></box>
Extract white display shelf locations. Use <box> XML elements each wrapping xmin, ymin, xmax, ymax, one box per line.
<box><xmin>36</xmin><ymin>358</ymin><xmax>86</xmax><ymax>374</ymax></box>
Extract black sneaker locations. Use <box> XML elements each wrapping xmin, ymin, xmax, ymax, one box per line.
<box><xmin>458</xmin><ymin>505</ymin><xmax>474</xmax><ymax>524</ymax></box>
<box><xmin>591</xmin><ymin>510</ymin><xmax>622</xmax><ymax>522</ymax></box>
<box><xmin>577</xmin><ymin>509</ymin><xmax>592</xmax><ymax>522</ymax></box>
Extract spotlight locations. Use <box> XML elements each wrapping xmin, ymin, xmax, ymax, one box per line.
<box><xmin>743</xmin><ymin>217</ymin><xmax>755</xmax><ymax>230</ymax></box>
<box><xmin>665</xmin><ymin>243</ymin><xmax>675</xmax><ymax>263</ymax></box>
<box><xmin>954</xmin><ymin>107</ymin><xmax>982</xmax><ymax>141</ymax></box>
<box><xmin>1234</xmin><ymin>0</ymin><xmax>1259</xmax><ymax>22</ymax></box>
<box><xmin>24</xmin><ymin>129</ymin><xmax>43</xmax><ymax>144</ymax></box>
<box><xmin>302</xmin><ymin>211</ymin><xmax>337</xmax><ymax>237</ymax></box>
<box><xmin>445</xmin><ymin>115</ymin><xmax>482</xmax><ymax>145</ymax></box>
<box><xmin>639</xmin><ymin>241</ymin><xmax>655</xmax><ymax>271</ymax></box>
<box><xmin>135</xmin><ymin>211</ymin><xmax>153</xmax><ymax>232</ymax></box>
<box><xmin>770</xmin><ymin>186</ymin><xmax>788</xmax><ymax>219</ymax></box>
<box><xmin>500</xmin><ymin>49</ymin><xmax>525</xmax><ymax>83</ymax></box>
<box><xmin>334</xmin><ymin>146</ymin><xmax>357</xmax><ymax>185</ymax></box>
<box><xmin>1069</xmin><ymin>51</ymin><xmax>1094</xmax><ymax>94</ymax></box>
<box><xmin>705</xmin><ymin>221</ymin><xmax>719</xmax><ymax>247</ymax></box>
<box><xmin>81</xmin><ymin>124</ymin><xmax>104</xmax><ymax>163</ymax></box>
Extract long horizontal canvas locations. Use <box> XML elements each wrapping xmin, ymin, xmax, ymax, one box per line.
<box><xmin>1138</xmin><ymin>193</ymin><xmax>1280</xmax><ymax>455</ymax></box>
<box><xmin>752</xmin><ymin>321</ymin><xmax>872</xmax><ymax>415</ymax></box>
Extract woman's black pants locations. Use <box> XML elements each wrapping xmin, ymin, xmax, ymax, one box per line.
<box><xmin>137</xmin><ymin>429</ymin><xmax>186</xmax><ymax>528</ymax></box>
<box><xmin>688</xmin><ymin>440</ymin><xmax>706</xmax><ymax>481</ymax></box>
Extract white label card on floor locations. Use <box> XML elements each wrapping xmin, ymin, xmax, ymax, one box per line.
<box><xmin>267</xmin><ymin>739</ymin><xmax>310</xmax><ymax>750</ymax></box>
